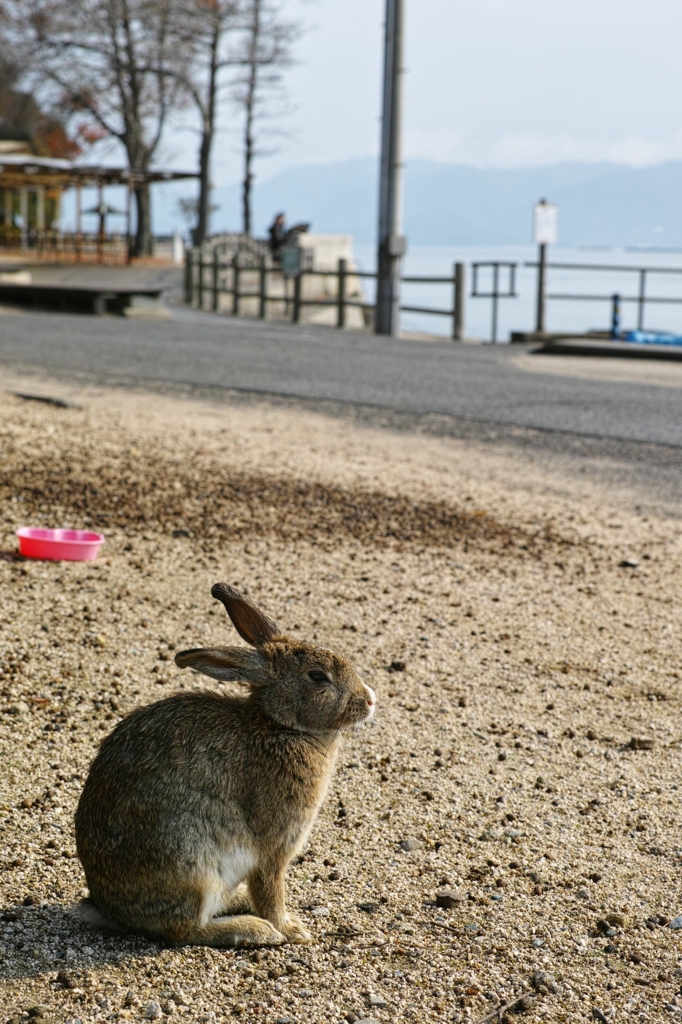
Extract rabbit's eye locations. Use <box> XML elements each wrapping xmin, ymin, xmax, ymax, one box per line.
<box><xmin>307</xmin><ymin>669</ymin><xmax>331</xmax><ymax>685</ymax></box>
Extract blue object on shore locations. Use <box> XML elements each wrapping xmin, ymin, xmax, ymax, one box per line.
<box><xmin>623</xmin><ymin>330</ymin><xmax>682</xmax><ymax>346</ymax></box>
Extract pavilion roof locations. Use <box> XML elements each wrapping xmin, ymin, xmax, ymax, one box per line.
<box><xmin>0</xmin><ymin>155</ymin><xmax>197</xmax><ymax>189</ymax></box>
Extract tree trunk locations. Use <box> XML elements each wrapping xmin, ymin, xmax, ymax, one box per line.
<box><xmin>193</xmin><ymin>21</ymin><xmax>220</xmax><ymax>247</ymax></box>
<box><xmin>241</xmin><ymin>0</ymin><xmax>260</xmax><ymax>238</ymax></box>
<box><xmin>132</xmin><ymin>183</ymin><xmax>152</xmax><ymax>257</ymax></box>
<box><xmin>194</xmin><ymin>130</ymin><xmax>213</xmax><ymax>246</ymax></box>
<box><xmin>241</xmin><ymin>120</ymin><xmax>254</xmax><ymax>237</ymax></box>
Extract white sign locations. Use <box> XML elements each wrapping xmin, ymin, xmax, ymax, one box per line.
<box><xmin>533</xmin><ymin>202</ymin><xmax>558</xmax><ymax>245</ymax></box>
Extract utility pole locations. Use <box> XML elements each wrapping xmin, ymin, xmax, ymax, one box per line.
<box><xmin>375</xmin><ymin>0</ymin><xmax>406</xmax><ymax>336</ymax></box>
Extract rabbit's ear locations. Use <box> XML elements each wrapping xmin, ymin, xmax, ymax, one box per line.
<box><xmin>211</xmin><ymin>583</ymin><xmax>280</xmax><ymax>648</ymax></box>
<box><xmin>174</xmin><ymin>646</ymin><xmax>265</xmax><ymax>683</ymax></box>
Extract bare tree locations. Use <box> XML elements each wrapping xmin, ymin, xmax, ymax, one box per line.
<box><xmin>231</xmin><ymin>0</ymin><xmax>300</xmax><ymax>237</ymax></box>
<box><xmin>3</xmin><ymin>0</ymin><xmax>191</xmax><ymax>255</ymax></box>
<box><xmin>173</xmin><ymin>0</ymin><xmax>300</xmax><ymax>244</ymax></box>
<box><xmin>171</xmin><ymin>0</ymin><xmax>240</xmax><ymax>246</ymax></box>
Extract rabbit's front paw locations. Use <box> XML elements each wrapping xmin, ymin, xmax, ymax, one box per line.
<box><xmin>281</xmin><ymin>913</ymin><xmax>313</xmax><ymax>944</ymax></box>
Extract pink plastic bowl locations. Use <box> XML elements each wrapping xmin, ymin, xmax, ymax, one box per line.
<box><xmin>17</xmin><ymin>527</ymin><xmax>105</xmax><ymax>562</ymax></box>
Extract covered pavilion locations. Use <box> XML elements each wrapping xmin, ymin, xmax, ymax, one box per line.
<box><xmin>0</xmin><ymin>153</ymin><xmax>197</xmax><ymax>262</ymax></box>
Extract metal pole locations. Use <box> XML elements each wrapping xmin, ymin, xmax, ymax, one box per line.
<box><xmin>54</xmin><ymin>187</ymin><xmax>63</xmax><ymax>254</ymax></box>
<box><xmin>259</xmin><ymin>255</ymin><xmax>267</xmax><ymax>318</ymax></box>
<box><xmin>292</xmin><ymin>271</ymin><xmax>302</xmax><ymax>323</ymax></box>
<box><xmin>637</xmin><ymin>269</ymin><xmax>646</xmax><ymax>331</ymax></box>
<box><xmin>184</xmin><ymin>249</ymin><xmax>194</xmax><ymax>305</ymax></box>
<box><xmin>337</xmin><ymin>258</ymin><xmax>347</xmax><ymax>328</ymax></box>
<box><xmin>97</xmin><ymin>181</ymin><xmax>105</xmax><ymax>264</ymax></box>
<box><xmin>36</xmin><ymin>187</ymin><xmax>45</xmax><ymax>252</ymax></box>
<box><xmin>76</xmin><ymin>184</ymin><xmax>82</xmax><ymax>262</ymax></box>
<box><xmin>611</xmin><ymin>293</ymin><xmax>621</xmax><ymax>340</ymax></box>
<box><xmin>535</xmin><ymin>242</ymin><xmax>547</xmax><ymax>334</ymax></box>
<box><xmin>491</xmin><ymin>263</ymin><xmax>499</xmax><ymax>343</ymax></box>
<box><xmin>233</xmin><ymin>254</ymin><xmax>240</xmax><ymax>315</ymax></box>
<box><xmin>212</xmin><ymin>252</ymin><xmax>220</xmax><ymax>312</ymax></box>
<box><xmin>126</xmin><ymin>178</ymin><xmax>133</xmax><ymax>264</ymax></box>
<box><xmin>19</xmin><ymin>188</ymin><xmax>28</xmax><ymax>250</ymax></box>
<box><xmin>375</xmin><ymin>0</ymin><xmax>406</xmax><ymax>336</ymax></box>
<box><xmin>452</xmin><ymin>262</ymin><xmax>465</xmax><ymax>340</ymax></box>
<box><xmin>3</xmin><ymin>188</ymin><xmax>11</xmax><ymax>248</ymax></box>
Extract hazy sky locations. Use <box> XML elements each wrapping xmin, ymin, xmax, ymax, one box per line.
<box><xmin>167</xmin><ymin>0</ymin><xmax>682</xmax><ymax>185</ymax></box>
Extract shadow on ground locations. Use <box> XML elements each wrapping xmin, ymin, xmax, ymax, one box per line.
<box><xmin>0</xmin><ymin>901</ymin><xmax>161</xmax><ymax>980</ymax></box>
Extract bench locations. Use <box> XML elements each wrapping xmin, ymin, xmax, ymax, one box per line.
<box><xmin>0</xmin><ymin>281</ymin><xmax>167</xmax><ymax>316</ymax></box>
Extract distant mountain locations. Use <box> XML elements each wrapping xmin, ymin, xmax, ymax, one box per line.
<box><xmin>155</xmin><ymin>158</ymin><xmax>682</xmax><ymax>248</ymax></box>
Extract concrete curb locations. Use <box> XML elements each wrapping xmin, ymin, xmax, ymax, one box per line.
<box><xmin>533</xmin><ymin>338</ymin><xmax>682</xmax><ymax>361</ymax></box>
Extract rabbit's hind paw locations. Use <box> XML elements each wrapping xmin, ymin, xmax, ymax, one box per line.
<box><xmin>193</xmin><ymin>914</ymin><xmax>285</xmax><ymax>948</ymax></box>
<box><xmin>281</xmin><ymin>912</ymin><xmax>312</xmax><ymax>944</ymax></box>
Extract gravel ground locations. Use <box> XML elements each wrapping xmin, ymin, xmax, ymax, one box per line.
<box><xmin>0</xmin><ymin>371</ymin><xmax>681</xmax><ymax>1024</ymax></box>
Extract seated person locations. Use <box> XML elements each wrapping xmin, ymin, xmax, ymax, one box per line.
<box><xmin>268</xmin><ymin>213</ymin><xmax>286</xmax><ymax>260</ymax></box>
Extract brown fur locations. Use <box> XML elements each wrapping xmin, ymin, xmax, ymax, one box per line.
<box><xmin>74</xmin><ymin>584</ymin><xmax>375</xmax><ymax>947</ymax></box>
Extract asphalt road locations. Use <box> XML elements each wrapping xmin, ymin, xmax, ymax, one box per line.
<box><xmin>1</xmin><ymin>307</ymin><xmax>681</xmax><ymax>449</ymax></box>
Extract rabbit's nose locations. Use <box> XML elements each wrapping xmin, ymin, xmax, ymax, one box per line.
<box><xmin>363</xmin><ymin>684</ymin><xmax>376</xmax><ymax>707</ymax></box>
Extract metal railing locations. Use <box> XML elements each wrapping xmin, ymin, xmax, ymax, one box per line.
<box><xmin>0</xmin><ymin>230</ymin><xmax>183</xmax><ymax>265</ymax></box>
<box><xmin>525</xmin><ymin>260</ymin><xmax>682</xmax><ymax>333</ymax></box>
<box><xmin>0</xmin><ymin>229</ymin><xmax>131</xmax><ymax>264</ymax></box>
<box><xmin>184</xmin><ymin>247</ymin><xmax>682</xmax><ymax>341</ymax></box>
<box><xmin>471</xmin><ymin>262</ymin><xmax>517</xmax><ymax>342</ymax></box>
<box><xmin>185</xmin><ymin>251</ymin><xmax>467</xmax><ymax>338</ymax></box>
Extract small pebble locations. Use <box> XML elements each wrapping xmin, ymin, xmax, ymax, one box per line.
<box><xmin>399</xmin><ymin>838</ymin><xmax>421</xmax><ymax>852</ymax></box>
<box><xmin>629</xmin><ymin>737</ymin><xmax>654</xmax><ymax>751</ymax></box>
<box><xmin>435</xmin><ymin>888</ymin><xmax>464</xmax><ymax>909</ymax></box>
<box><xmin>531</xmin><ymin>971</ymin><xmax>557</xmax><ymax>994</ymax></box>
<box><xmin>605</xmin><ymin>912</ymin><xmax>630</xmax><ymax>929</ymax></box>
<box><xmin>669</xmin><ymin>916</ymin><xmax>682</xmax><ymax>930</ymax></box>
<box><xmin>145</xmin><ymin>1002</ymin><xmax>162</xmax><ymax>1020</ymax></box>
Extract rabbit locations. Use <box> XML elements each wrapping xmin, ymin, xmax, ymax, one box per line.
<box><xmin>74</xmin><ymin>582</ymin><xmax>376</xmax><ymax>948</ymax></box>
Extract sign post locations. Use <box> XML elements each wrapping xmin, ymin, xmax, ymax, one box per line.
<box><xmin>533</xmin><ymin>199</ymin><xmax>558</xmax><ymax>334</ymax></box>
